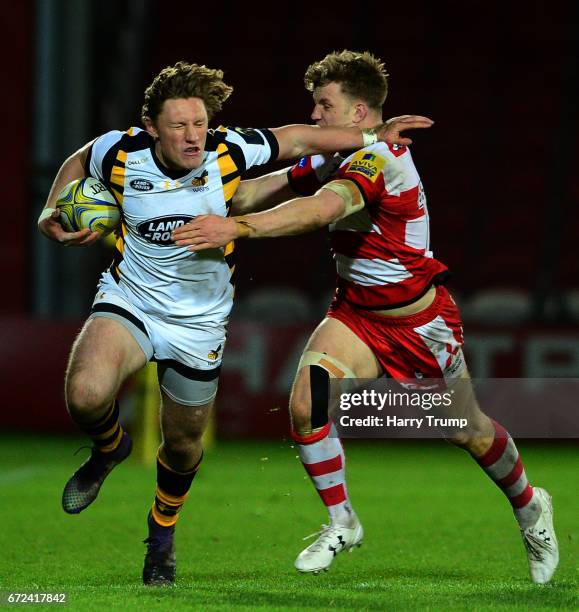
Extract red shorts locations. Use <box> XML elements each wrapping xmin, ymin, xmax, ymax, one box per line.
<box><xmin>328</xmin><ymin>286</ymin><xmax>465</xmax><ymax>381</ymax></box>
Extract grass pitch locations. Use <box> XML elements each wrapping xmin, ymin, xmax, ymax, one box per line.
<box><xmin>0</xmin><ymin>435</ymin><xmax>576</xmax><ymax>610</ymax></box>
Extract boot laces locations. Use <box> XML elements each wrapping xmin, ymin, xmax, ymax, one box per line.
<box><xmin>302</xmin><ymin>524</ymin><xmax>339</xmax><ymax>552</ymax></box>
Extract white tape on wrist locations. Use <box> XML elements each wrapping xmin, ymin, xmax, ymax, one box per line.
<box><xmin>361</xmin><ymin>128</ymin><xmax>378</xmax><ymax>146</ymax></box>
<box><xmin>37</xmin><ymin>208</ymin><xmax>56</xmax><ymax>225</ymax></box>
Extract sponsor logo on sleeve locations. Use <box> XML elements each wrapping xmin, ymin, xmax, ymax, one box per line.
<box><xmin>345</xmin><ymin>151</ymin><xmax>386</xmax><ymax>182</ymax></box>
<box><xmin>137</xmin><ymin>215</ymin><xmax>194</xmax><ymax>245</ymax></box>
<box><xmin>130</xmin><ymin>178</ymin><xmax>154</xmax><ymax>191</ymax></box>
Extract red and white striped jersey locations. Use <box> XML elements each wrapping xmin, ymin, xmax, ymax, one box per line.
<box><xmin>288</xmin><ymin>143</ymin><xmax>449</xmax><ymax>309</ymax></box>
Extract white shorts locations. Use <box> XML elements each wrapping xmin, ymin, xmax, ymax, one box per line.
<box><xmin>89</xmin><ymin>271</ymin><xmax>226</xmax><ymax>405</ymax></box>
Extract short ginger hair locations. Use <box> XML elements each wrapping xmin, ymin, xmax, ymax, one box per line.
<box><xmin>304</xmin><ymin>50</ymin><xmax>389</xmax><ymax>110</ymax></box>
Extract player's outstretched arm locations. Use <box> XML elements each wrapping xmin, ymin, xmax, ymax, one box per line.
<box><xmin>271</xmin><ymin>115</ymin><xmax>433</xmax><ymax>160</ymax></box>
<box><xmin>38</xmin><ymin>143</ymin><xmax>100</xmax><ymax>247</ymax></box>
<box><xmin>232</xmin><ymin>115</ymin><xmax>431</xmax><ymax>215</ymax></box>
<box><xmin>173</xmin><ymin>179</ymin><xmax>363</xmax><ymax>251</ymax></box>
<box><xmin>232</xmin><ymin>168</ymin><xmax>296</xmax><ymax>216</ymax></box>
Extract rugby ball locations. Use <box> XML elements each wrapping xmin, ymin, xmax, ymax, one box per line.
<box><xmin>56</xmin><ymin>177</ymin><xmax>121</xmax><ymax>236</ymax></box>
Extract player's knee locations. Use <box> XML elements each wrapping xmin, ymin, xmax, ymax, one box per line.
<box><xmin>162</xmin><ymin>432</ymin><xmax>201</xmax><ymax>470</ymax></box>
<box><xmin>290</xmin><ymin>397</ymin><xmax>313</xmax><ymax>434</ymax></box>
<box><xmin>290</xmin><ymin>364</ymin><xmax>330</xmax><ymax>435</ymax></box>
<box><xmin>163</xmin><ymin>413</ymin><xmax>207</xmax><ymax>453</ymax></box>
<box><xmin>65</xmin><ymin>373</ymin><xmax>114</xmax><ymax>417</ymax></box>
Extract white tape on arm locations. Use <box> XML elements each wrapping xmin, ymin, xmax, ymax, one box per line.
<box><xmin>320</xmin><ymin>180</ymin><xmax>365</xmax><ymax>220</ymax></box>
<box><xmin>37</xmin><ymin>208</ymin><xmax>56</xmax><ymax>225</ymax></box>
<box><xmin>361</xmin><ymin>128</ymin><xmax>378</xmax><ymax>146</ymax></box>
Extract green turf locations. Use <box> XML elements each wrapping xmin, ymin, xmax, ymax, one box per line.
<box><xmin>0</xmin><ymin>436</ymin><xmax>576</xmax><ymax>610</ymax></box>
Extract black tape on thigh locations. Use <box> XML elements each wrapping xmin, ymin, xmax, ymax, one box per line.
<box><xmin>310</xmin><ymin>365</ymin><xmax>330</xmax><ymax>429</ymax></box>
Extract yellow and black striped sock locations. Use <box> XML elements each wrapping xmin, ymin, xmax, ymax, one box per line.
<box><xmin>83</xmin><ymin>400</ymin><xmax>124</xmax><ymax>454</ymax></box>
<box><xmin>151</xmin><ymin>452</ymin><xmax>203</xmax><ymax>528</ymax></box>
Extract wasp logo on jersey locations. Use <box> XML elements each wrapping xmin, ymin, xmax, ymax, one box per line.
<box><xmin>191</xmin><ymin>171</ymin><xmax>209</xmax><ymax>189</ymax></box>
<box><xmin>207</xmin><ymin>344</ymin><xmax>222</xmax><ymax>360</ymax></box>
<box><xmin>137</xmin><ymin>215</ymin><xmax>194</xmax><ymax>245</ymax></box>
<box><xmin>345</xmin><ymin>150</ymin><xmax>386</xmax><ymax>183</ymax></box>
<box><xmin>130</xmin><ymin>179</ymin><xmax>154</xmax><ymax>191</ymax></box>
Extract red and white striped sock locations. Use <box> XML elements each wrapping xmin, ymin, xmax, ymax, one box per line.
<box><xmin>476</xmin><ymin>419</ymin><xmax>541</xmax><ymax>528</ymax></box>
<box><xmin>291</xmin><ymin>423</ymin><xmax>356</xmax><ymax>526</ymax></box>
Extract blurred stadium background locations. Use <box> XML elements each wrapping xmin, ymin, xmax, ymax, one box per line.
<box><xmin>0</xmin><ymin>1</ymin><xmax>577</xmax><ymax>605</ymax></box>
<box><xmin>2</xmin><ymin>0</ymin><xmax>577</xmax><ymax>438</ymax></box>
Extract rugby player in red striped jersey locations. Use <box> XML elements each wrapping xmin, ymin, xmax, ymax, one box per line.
<box><xmin>174</xmin><ymin>51</ymin><xmax>559</xmax><ymax>584</ymax></box>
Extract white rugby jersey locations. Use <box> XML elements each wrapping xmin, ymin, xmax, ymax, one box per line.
<box><xmin>288</xmin><ymin>143</ymin><xmax>449</xmax><ymax>309</ymax></box>
<box><xmin>87</xmin><ymin>126</ymin><xmax>278</xmax><ymax>323</ymax></box>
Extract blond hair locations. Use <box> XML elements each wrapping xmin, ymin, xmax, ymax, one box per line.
<box><xmin>142</xmin><ymin>61</ymin><xmax>233</xmax><ymax>121</ymax></box>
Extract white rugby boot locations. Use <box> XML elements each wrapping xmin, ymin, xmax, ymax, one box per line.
<box><xmin>294</xmin><ymin>519</ymin><xmax>364</xmax><ymax>573</ymax></box>
<box><xmin>520</xmin><ymin>488</ymin><xmax>559</xmax><ymax>584</ymax></box>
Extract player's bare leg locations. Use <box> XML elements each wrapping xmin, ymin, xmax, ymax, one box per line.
<box><xmin>62</xmin><ymin>317</ymin><xmax>147</xmax><ymax>513</ymax></box>
<box><xmin>290</xmin><ymin>317</ymin><xmax>382</xmax><ymax>573</ymax></box>
<box><xmin>143</xmin><ymin>392</ymin><xmax>214</xmax><ymax>586</ymax></box>
<box><xmin>66</xmin><ymin>316</ymin><xmax>148</xmax><ymax>424</ymax></box>
<box><xmin>439</xmin><ymin>370</ymin><xmax>559</xmax><ymax>583</ymax></box>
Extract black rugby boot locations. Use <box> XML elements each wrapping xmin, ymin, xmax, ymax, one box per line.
<box><xmin>143</xmin><ymin>511</ymin><xmax>176</xmax><ymax>586</ymax></box>
<box><xmin>62</xmin><ymin>432</ymin><xmax>132</xmax><ymax>514</ymax></box>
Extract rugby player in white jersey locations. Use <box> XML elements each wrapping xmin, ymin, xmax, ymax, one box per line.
<box><xmin>174</xmin><ymin>51</ymin><xmax>559</xmax><ymax>584</ymax></box>
<box><xmin>37</xmin><ymin>61</ymin><xmax>432</xmax><ymax>587</ymax></box>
